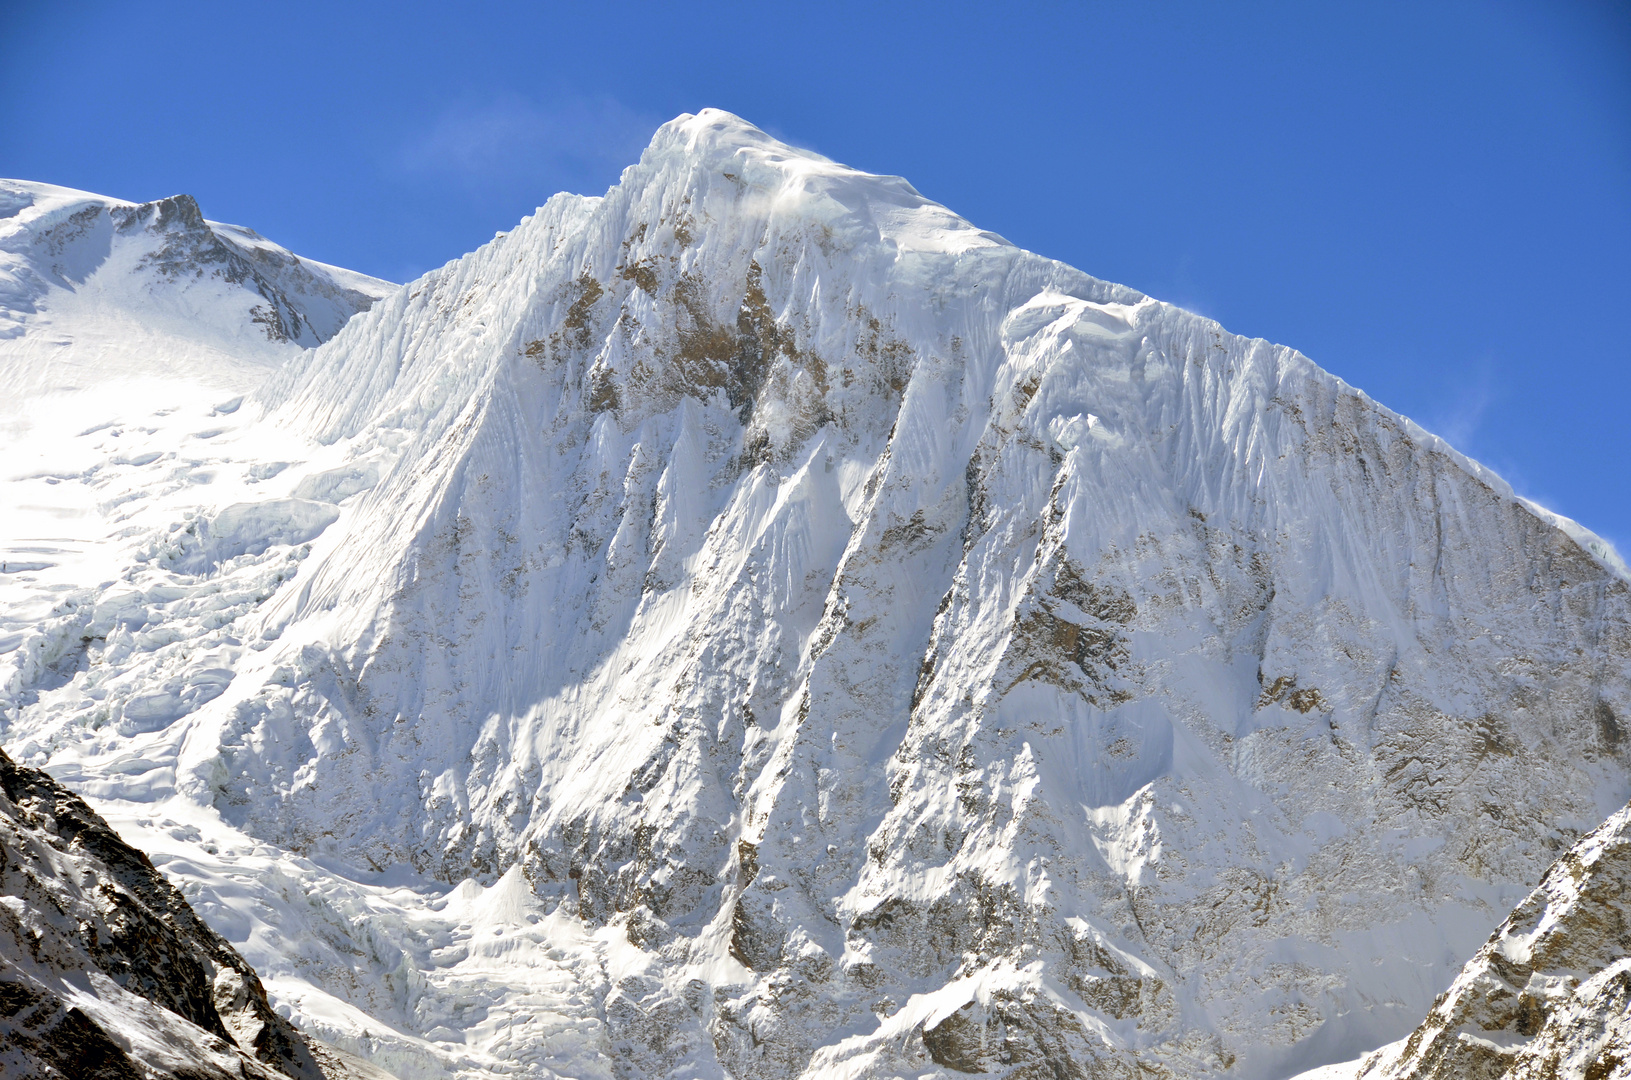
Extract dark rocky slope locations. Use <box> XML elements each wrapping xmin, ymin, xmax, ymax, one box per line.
<box><xmin>0</xmin><ymin>746</ymin><xmax>330</xmax><ymax>1079</ymax></box>
<box><xmin>1356</xmin><ymin>801</ymin><xmax>1631</xmax><ymax>1080</ymax></box>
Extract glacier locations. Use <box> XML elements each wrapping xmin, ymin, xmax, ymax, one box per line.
<box><xmin>1</xmin><ymin>111</ymin><xmax>1628</xmax><ymax>1080</ymax></box>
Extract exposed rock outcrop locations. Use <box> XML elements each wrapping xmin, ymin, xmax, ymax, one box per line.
<box><xmin>1355</xmin><ymin>802</ymin><xmax>1631</xmax><ymax>1080</ymax></box>
<box><xmin>0</xmin><ymin>746</ymin><xmax>345</xmax><ymax>1079</ymax></box>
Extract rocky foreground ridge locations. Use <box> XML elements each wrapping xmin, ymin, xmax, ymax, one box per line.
<box><xmin>0</xmin><ymin>112</ymin><xmax>1628</xmax><ymax>1079</ymax></box>
<box><xmin>0</xmin><ymin>744</ymin><xmax>383</xmax><ymax>1079</ymax></box>
<box><xmin>1344</xmin><ymin>801</ymin><xmax>1631</xmax><ymax>1080</ymax></box>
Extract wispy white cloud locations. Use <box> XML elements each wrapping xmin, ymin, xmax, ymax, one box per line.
<box><xmin>1425</xmin><ymin>360</ymin><xmax>1498</xmax><ymax>451</ymax></box>
<box><xmin>397</xmin><ymin>94</ymin><xmax>660</xmax><ymax>199</ymax></box>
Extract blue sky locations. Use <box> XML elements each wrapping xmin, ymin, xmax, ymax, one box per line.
<box><xmin>5</xmin><ymin>1</ymin><xmax>1629</xmax><ymax>551</ymax></box>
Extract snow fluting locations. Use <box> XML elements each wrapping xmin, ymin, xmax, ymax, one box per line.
<box><xmin>2</xmin><ymin>111</ymin><xmax>1629</xmax><ymax>1080</ymax></box>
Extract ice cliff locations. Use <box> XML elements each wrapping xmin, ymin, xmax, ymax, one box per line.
<box><xmin>1</xmin><ymin>111</ymin><xmax>1627</xmax><ymax>1080</ymax></box>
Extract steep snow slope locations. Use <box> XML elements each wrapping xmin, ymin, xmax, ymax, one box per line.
<box><xmin>1326</xmin><ymin>800</ymin><xmax>1630</xmax><ymax>1079</ymax></box>
<box><xmin>3</xmin><ymin>112</ymin><xmax>1629</xmax><ymax>1080</ymax></box>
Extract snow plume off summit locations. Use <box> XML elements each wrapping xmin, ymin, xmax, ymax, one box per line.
<box><xmin>1</xmin><ymin>111</ymin><xmax>1627</xmax><ymax>1080</ymax></box>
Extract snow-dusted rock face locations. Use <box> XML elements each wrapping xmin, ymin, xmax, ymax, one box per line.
<box><xmin>0</xmin><ymin>745</ymin><xmax>325</xmax><ymax>1079</ymax></box>
<box><xmin>1349</xmin><ymin>801</ymin><xmax>1630</xmax><ymax>1080</ymax></box>
<box><xmin>2</xmin><ymin>111</ymin><xmax>1628</xmax><ymax>1080</ymax></box>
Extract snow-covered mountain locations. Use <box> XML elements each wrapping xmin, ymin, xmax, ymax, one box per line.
<box><xmin>2</xmin><ymin>112</ymin><xmax>1628</xmax><ymax>1080</ymax></box>
<box><xmin>0</xmin><ymin>178</ymin><xmax>392</xmax><ymax>709</ymax></box>
<box><xmin>0</xmin><ymin>178</ymin><xmax>391</xmax><ymax>359</ymax></box>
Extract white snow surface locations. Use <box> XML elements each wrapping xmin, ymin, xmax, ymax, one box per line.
<box><xmin>1</xmin><ymin>112</ymin><xmax>1628</xmax><ymax>1080</ymax></box>
<box><xmin>0</xmin><ymin>177</ymin><xmax>391</xmax><ymax>692</ymax></box>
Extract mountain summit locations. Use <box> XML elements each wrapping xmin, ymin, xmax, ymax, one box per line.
<box><xmin>2</xmin><ymin>110</ymin><xmax>1627</xmax><ymax>1080</ymax></box>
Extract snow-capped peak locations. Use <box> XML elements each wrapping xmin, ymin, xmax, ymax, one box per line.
<box><xmin>0</xmin><ymin>177</ymin><xmax>394</xmax><ymax>354</ymax></box>
<box><xmin>2</xmin><ymin>113</ymin><xmax>1628</xmax><ymax>1080</ymax></box>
